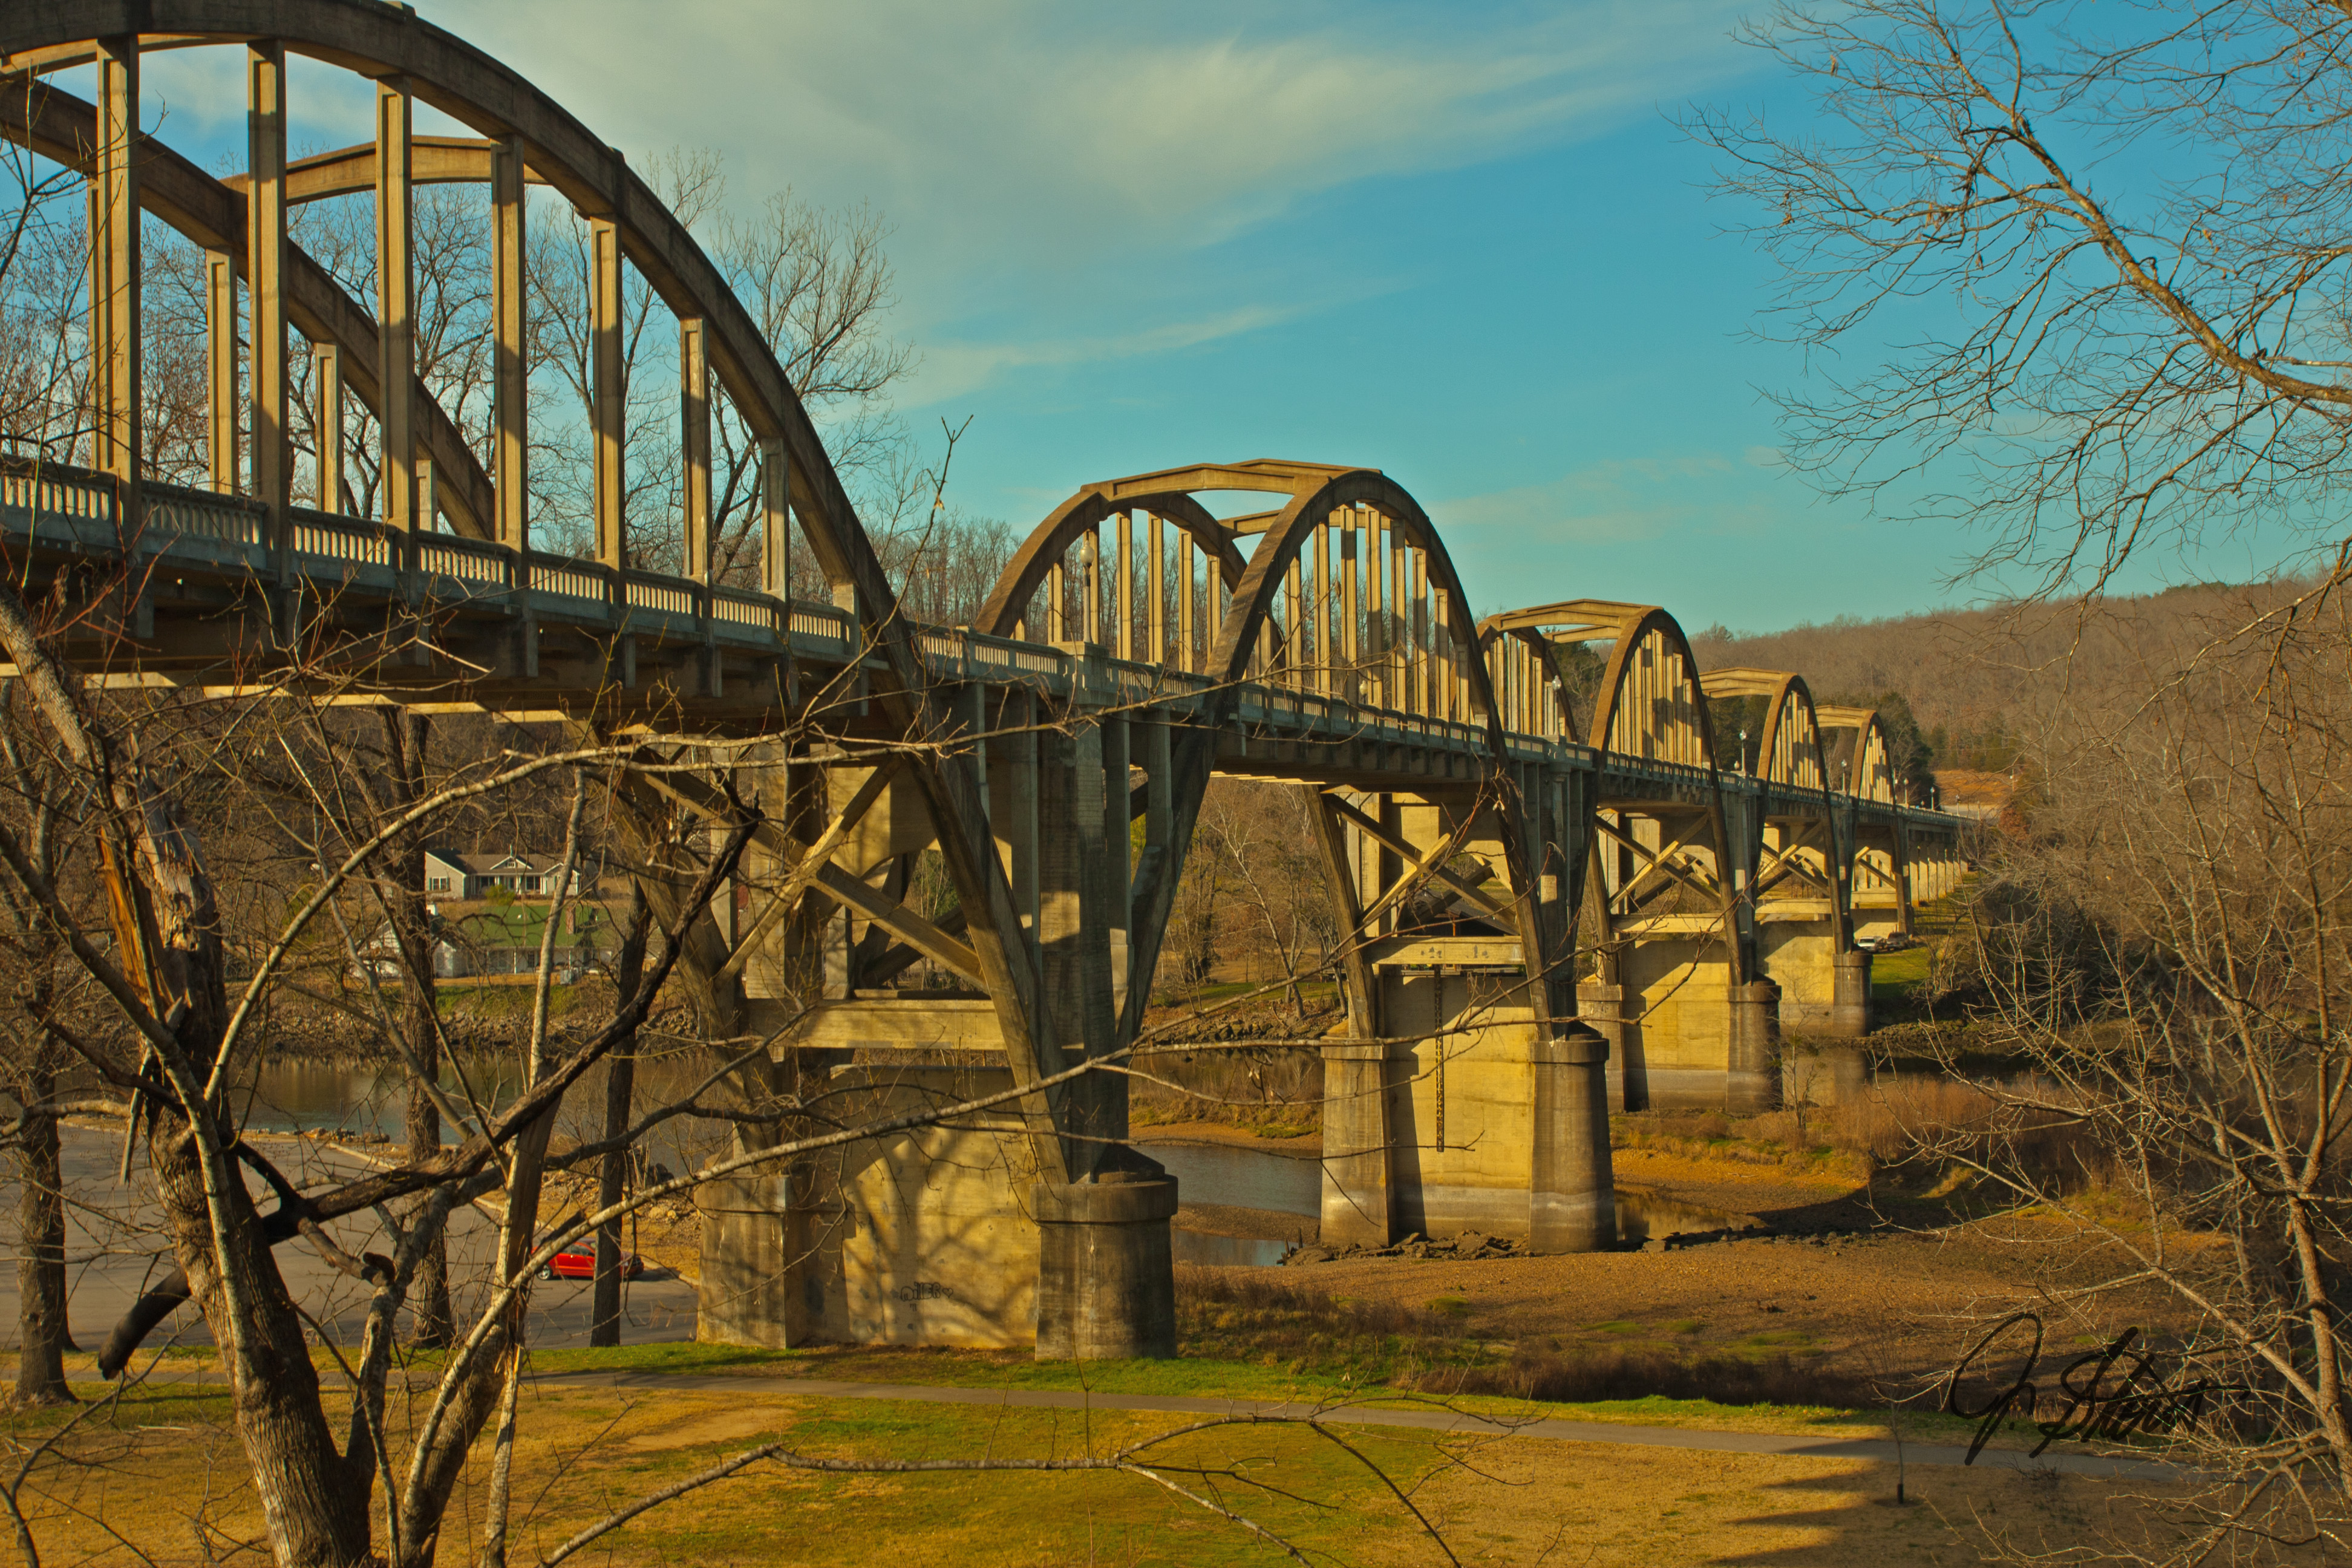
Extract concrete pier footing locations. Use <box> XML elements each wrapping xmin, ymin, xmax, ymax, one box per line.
<box><xmin>1832</xmin><ymin>948</ymin><xmax>1873</xmax><ymax>1036</ymax></box>
<box><xmin>1318</xmin><ymin>1040</ymin><xmax>1394</xmax><ymax>1250</ymax></box>
<box><xmin>694</xmin><ymin>1174</ymin><xmax>805</xmax><ymax>1348</ymax></box>
<box><xmin>1033</xmin><ymin>1169</ymin><xmax>1180</xmax><ymax>1361</ymax></box>
<box><xmin>1530</xmin><ymin>1023</ymin><xmax>1616</xmax><ymax>1252</ymax></box>
<box><xmin>1318</xmin><ymin>975</ymin><xmax>1616</xmax><ymax>1255</ymax></box>
<box><xmin>1726</xmin><ymin>979</ymin><xmax>1783</xmax><ymax>1113</ymax></box>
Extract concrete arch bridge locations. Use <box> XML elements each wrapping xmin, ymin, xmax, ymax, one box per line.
<box><xmin>0</xmin><ymin>7</ymin><xmax>1964</xmax><ymax>1358</ymax></box>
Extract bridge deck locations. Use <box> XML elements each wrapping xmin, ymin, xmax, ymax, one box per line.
<box><xmin>0</xmin><ymin>463</ymin><xmax>1947</xmax><ymax>833</ymax></box>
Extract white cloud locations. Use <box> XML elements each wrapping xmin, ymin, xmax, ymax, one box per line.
<box><xmin>442</xmin><ymin>0</ymin><xmax>1747</xmax><ymax>251</ymax></box>
<box><xmin>94</xmin><ymin>4</ymin><xmax>1758</xmax><ymax>402</ymax></box>
<box><xmin>1440</xmin><ymin>454</ymin><xmax>1742</xmax><ymax>544</ymax></box>
<box><xmin>422</xmin><ymin>0</ymin><xmax>1754</xmax><ymax>389</ymax></box>
<box><xmin>907</xmin><ymin>304</ymin><xmax>1302</xmax><ymax>407</ymax></box>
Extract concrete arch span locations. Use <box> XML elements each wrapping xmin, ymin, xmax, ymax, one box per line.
<box><xmin>4</xmin><ymin>4</ymin><xmax>1157</xmax><ymax>1365</ymax></box>
<box><xmin>0</xmin><ymin>12</ymin><xmax>1973</xmax><ymax>1363</ymax></box>
<box><xmin>0</xmin><ymin>79</ymin><xmax>498</xmax><ymax>534</ymax></box>
<box><xmin>1700</xmin><ymin>666</ymin><xmax>1828</xmax><ymax>791</ymax></box>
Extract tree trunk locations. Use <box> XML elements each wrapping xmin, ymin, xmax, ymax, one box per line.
<box><xmin>384</xmin><ymin>710</ymin><xmax>454</xmax><ymax>1348</ymax></box>
<box><xmin>14</xmin><ymin>1032</ymin><xmax>74</xmax><ymax>1403</ymax></box>
<box><xmin>590</xmin><ymin>889</ymin><xmax>650</xmax><ymax>1346</ymax></box>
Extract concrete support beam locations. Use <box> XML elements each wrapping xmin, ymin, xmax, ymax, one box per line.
<box><xmin>312</xmin><ymin>342</ymin><xmax>342</xmax><ymax>513</ymax></box>
<box><xmin>247</xmin><ymin>44</ymin><xmax>288</xmax><ymax>530</ymax></box>
<box><xmin>91</xmin><ymin>36</ymin><xmax>139</xmax><ymax>485</ymax></box>
<box><xmin>491</xmin><ymin>134</ymin><xmax>529</xmax><ymax>553</ymax></box>
<box><xmin>206</xmin><ymin>249</ymin><xmax>237</xmax><ymax>494</ymax></box>
<box><xmin>590</xmin><ymin>213</ymin><xmax>626</xmax><ymax>575</ymax></box>
<box><xmin>681</xmin><ymin>315</ymin><xmax>713</xmax><ymax>583</ymax></box>
<box><xmin>374</xmin><ymin>80</ymin><xmax>415</xmax><ymax>540</ymax></box>
<box><xmin>1036</xmin><ymin>711</ymin><xmax>1117</xmax><ymax>1177</ymax></box>
<box><xmin>760</xmin><ymin>436</ymin><xmax>790</xmax><ymax>598</ymax></box>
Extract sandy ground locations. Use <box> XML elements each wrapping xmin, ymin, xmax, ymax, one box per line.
<box><xmin>1388</xmin><ymin>1434</ymin><xmax>2201</xmax><ymax>1568</ymax></box>
<box><xmin>1291</xmin><ymin>1147</ymin><xmax>2188</xmax><ymax>1379</ymax></box>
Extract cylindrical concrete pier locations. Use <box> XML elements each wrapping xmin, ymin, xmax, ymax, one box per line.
<box><xmin>1831</xmin><ymin>947</ymin><xmax>1873</xmax><ymax>1037</ymax></box>
<box><xmin>1319</xmin><ymin>1040</ymin><xmax>1393</xmax><ymax>1249</ymax></box>
<box><xmin>1033</xmin><ymin>1169</ymin><xmax>1178</xmax><ymax>1361</ymax></box>
<box><xmin>1530</xmin><ymin>1022</ymin><xmax>1616</xmax><ymax>1252</ymax></box>
<box><xmin>1576</xmin><ymin>982</ymin><xmax>1633</xmax><ymax>1110</ymax></box>
<box><xmin>1726</xmin><ymin>979</ymin><xmax>1783</xmax><ymax>1112</ymax></box>
<box><xmin>695</xmin><ymin>1174</ymin><xmax>799</xmax><ymax>1347</ymax></box>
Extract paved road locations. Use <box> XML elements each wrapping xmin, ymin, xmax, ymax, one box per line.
<box><xmin>0</xmin><ymin>1126</ymin><xmax>696</xmax><ymax>1356</ymax></box>
<box><xmin>537</xmin><ymin>1371</ymin><xmax>2175</xmax><ymax>1478</ymax></box>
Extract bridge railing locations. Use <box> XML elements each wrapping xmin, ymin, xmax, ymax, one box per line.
<box><xmin>0</xmin><ymin>460</ymin><xmax>117</xmax><ymax>526</ymax></box>
<box><xmin>0</xmin><ymin>462</ymin><xmax>1970</xmax><ymax>833</ymax></box>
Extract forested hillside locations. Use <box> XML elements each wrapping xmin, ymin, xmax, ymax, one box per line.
<box><xmin>1683</xmin><ymin>578</ymin><xmax>2290</xmax><ymax>789</ymax></box>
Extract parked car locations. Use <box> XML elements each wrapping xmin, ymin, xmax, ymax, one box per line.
<box><xmin>535</xmin><ymin>1236</ymin><xmax>644</xmax><ymax>1281</ymax></box>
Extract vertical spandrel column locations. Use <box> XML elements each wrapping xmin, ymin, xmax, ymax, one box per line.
<box><xmin>491</xmin><ymin>134</ymin><xmax>529</xmax><ymax>554</ymax></box>
<box><xmin>1340</xmin><ymin>521</ymin><xmax>1359</xmax><ymax>704</ymax></box>
<box><xmin>590</xmin><ymin>214</ymin><xmax>626</xmax><ymax>578</ymax></box>
<box><xmin>1411</xmin><ymin>549</ymin><xmax>1428</xmax><ymax>715</ymax></box>
<box><xmin>94</xmin><ymin>37</ymin><xmax>140</xmax><ymax>486</ymax></box>
<box><xmin>247</xmin><ymin>45</ymin><xmax>289</xmax><ymax>534</ymax></box>
<box><xmin>1115</xmin><ymin>509</ymin><xmax>1132</xmax><ymax>660</ymax></box>
<box><xmin>1284</xmin><ymin>557</ymin><xmax>1303</xmax><ymax>689</ymax></box>
<box><xmin>1313</xmin><ymin>519</ymin><xmax>1332</xmax><ymax>697</ymax></box>
<box><xmin>1147</xmin><ymin>511</ymin><xmax>1164</xmax><ymax>665</ymax></box>
<box><xmin>1175</xmin><ymin>534</ymin><xmax>1194</xmax><ymax>671</ymax></box>
<box><xmin>206</xmin><ymin>252</ymin><xmax>237</xmax><ymax>494</ymax></box>
<box><xmin>680</xmin><ymin>317</ymin><xmax>712</xmax><ymax>582</ymax></box>
<box><xmin>759</xmin><ymin>437</ymin><xmax>790</xmax><ymax>598</ymax></box>
<box><xmin>312</xmin><ymin>344</ymin><xmax>342</xmax><ymax>512</ymax></box>
<box><xmin>375</xmin><ymin>80</ymin><xmax>415</xmax><ymax>538</ymax></box>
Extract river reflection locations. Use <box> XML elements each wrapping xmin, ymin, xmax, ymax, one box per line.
<box><xmin>230</xmin><ymin>1053</ymin><xmax>732</xmax><ymax>1181</ymax></box>
<box><xmin>232</xmin><ymin>1067</ymin><xmax>1754</xmax><ymax>1268</ymax></box>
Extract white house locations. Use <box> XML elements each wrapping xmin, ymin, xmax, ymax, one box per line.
<box><xmin>421</xmin><ymin>850</ymin><xmax>581</xmax><ymax>900</ymax></box>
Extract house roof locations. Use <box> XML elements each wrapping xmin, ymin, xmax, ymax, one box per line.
<box><xmin>425</xmin><ymin>851</ymin><xmax>567</xmax><ymax>875</ymax></box>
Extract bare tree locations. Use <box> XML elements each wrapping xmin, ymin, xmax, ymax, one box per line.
<box><xmin>1197</xmin><ymin>782</ymin><xmax>1338</xmax><ymax>1014</ymax></box>
<box><xmin>1701</xmin><ymin>2</ymin><xmax>2352</xmax><ymax>1551</ymax></box>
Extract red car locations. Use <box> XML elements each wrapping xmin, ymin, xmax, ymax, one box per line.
<box><xmin>536</xmin><ymin>1238</ymin><xmax>644</xmax><ymax>1281</ymax></box>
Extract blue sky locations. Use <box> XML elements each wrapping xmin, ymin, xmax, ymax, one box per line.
<box><xmin>97</xmin><ymin>1</ymin><xmax>2261</xmax><ymax>632</ymax></box>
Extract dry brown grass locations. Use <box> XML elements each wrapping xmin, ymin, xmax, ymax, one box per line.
<box><xmin>1177</xmin><ymin>1267</ymin><xmax>1877</xmax><ymax>1410</ymax></box>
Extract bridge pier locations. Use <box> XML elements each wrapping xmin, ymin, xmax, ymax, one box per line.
<box><xmin>1318</xmin><ymin>1040</ymin><xmax>1394</xmax><ymax>1248</ymax></box>
<box><xmin>1757</xmin><ymin>923</ymin><xmax>1871</xmax><ymax>1037</ymax></box>
<box><xmin>1314</xmin><ymin>786</ymin><xmax>1615</xmax><ymax>1253</ymax></box>
<box><xmin>1035</xmin><ymin>1166</ymin><xmax>1180</xmax><ymax>1359</ymax></box>
<box><xmin>1598</xmin><ymin>933</ymin><xmax>1775</xmax><ymax>1112</ymax></box>
<box><xmin>697</xmin><ymin>1063</ymin><xmax>1048</xmax><ymax>1348</ymax></box>
<box><xmin>694</xmin><ymin>729</ymin><xmax>1178</xmax><ymax>1357</ymax></box>
<box><xmin>1318</xmin><ymin>975</ymin><xmax>1615</xmax><ymax>1251</ymax></box>
<box><xmin>0</xmin><ymin>8</ymin><xmax>1974</xmax><ymax>1395</ymax></box>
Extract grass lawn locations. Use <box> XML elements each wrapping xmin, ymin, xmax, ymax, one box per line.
<box><xmin>5</xmin><ymin>1347</ymin><xmax>2215</xmax><ymax>1567</ymax></box>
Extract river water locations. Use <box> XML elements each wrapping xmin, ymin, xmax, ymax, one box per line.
<box><xmin>238</xmin><ymin>1061</ymin><xmax>1735</xmax><ymax>1268</ymax></box>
